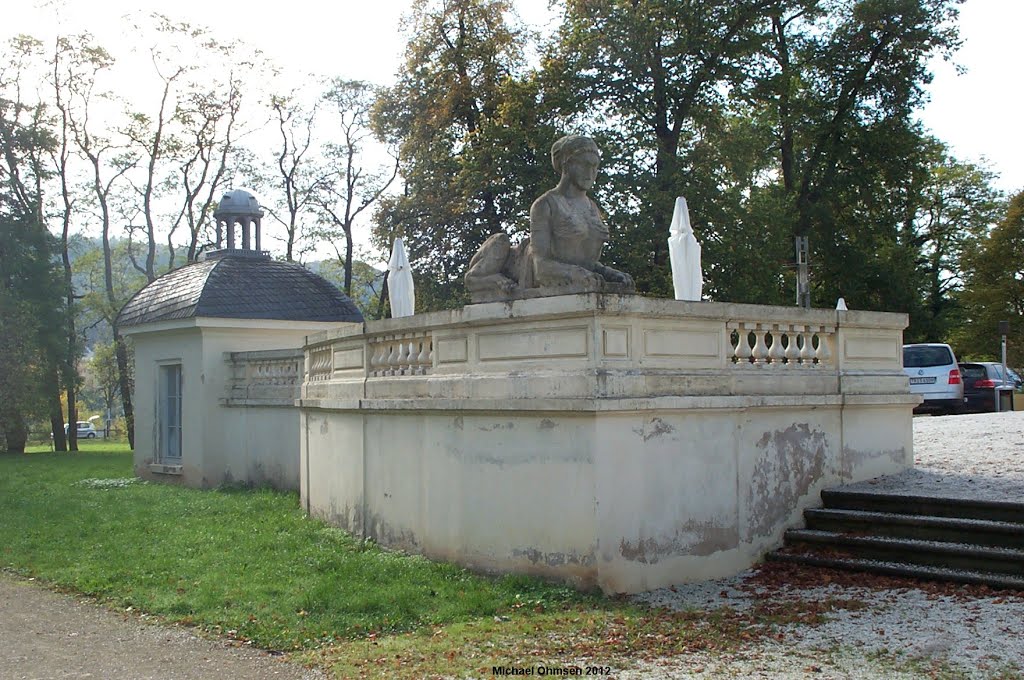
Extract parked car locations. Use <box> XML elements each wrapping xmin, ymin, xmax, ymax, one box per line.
<box><xmin>64</xmin><ymin>421</ymin><xmax>98</xmax><ymax>439</ymax></box>
<box><xmin>902</xmin><ymin>343</ymin><xmax>965</xmax><ymax>415</ymax></box>
<box><xmin>959</xmin><ymin>362</ymin><xmax>1020</xmax><ymax>412</ymax></box>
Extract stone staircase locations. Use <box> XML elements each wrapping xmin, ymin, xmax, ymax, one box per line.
<box><xmin>768</xmin><ymin>487</ymin><xmax>1024</xmax><ymax>589</ymax></box>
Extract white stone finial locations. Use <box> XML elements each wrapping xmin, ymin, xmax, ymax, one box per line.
<box><xmin>668</xmin><ymin>196</ymin><xmax>702</xmax><ymax>301</ymax></box>
<box><xmin>836</xmin><ymin>297</ymin><xmax>848</xmax><ymax>311</ymax></box>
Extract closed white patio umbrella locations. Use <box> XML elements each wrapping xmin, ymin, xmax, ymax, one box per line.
<box><xmin>668</xmin><ymin>196</ymin><xmax>703</xmax><ymax>301</ymax></box>
<box><xmin>387</xmin><ymin>236</ymin><xmax>415</xmax><ymax>318</ymax></box>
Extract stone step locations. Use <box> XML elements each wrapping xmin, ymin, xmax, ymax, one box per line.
<box><xmin>783</xmin><ymin>528</ymin><xmax>1024</xmax><ymax>576</ymax></box>
<box><xmin>803</xmin><ymin>507</ymin><xmax>1024</xmax><ymax>549</ymax></box>
<box><xmin>767</xmin><ymin>551</ymin><xmax>1024</xmax><ymax>590</ymax></box>
<box><xmin>820</xmin><ymin>489</ymin><xmax>1024</xmax><ymax>523</ymax></box>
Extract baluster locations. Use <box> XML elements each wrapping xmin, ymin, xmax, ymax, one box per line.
<box><xmin>396</xmin><ymin>337</ymin><xmax>410</xmax><ymax>375</ymax></box>
<box><xmin>408</xmin><ymin>338</ymin><xmax>420</xmax><ymax>375</ymax></box>
<box><xmin>784</xmin><ymin>326</ymin><xmax>801</xmax><ymax>363</ymax></box>
<box><xmin>417</xmin><ymin>335</ymin><xmax>431</xmax><ymax>374</ymax></box>
<box><xmin>404</xmin><ymin>338</ymin><xmax>415</xmax><ymax>374</ymax></box>
<box><xmin>370</xmin><ymin>340</ymin><xmax>382</xmax><ymax>376</ymax></box>
<box><xmin>768</xmin><ymin>325</ymin><xmax>785</xmax><ymax>364</ymax></box>
<box><xmin>733</xmin><ymin>325</ymin><xmax>752</xmax><ymax>363</ymax></box>
<box><xmin>386</xmin><ymin>338</ymin><xmax>398</xmax><ymax>375</ymax></box>
<box><xmin>751</xmin><ymin>325</ymin><xmax>769</xmax><ymax>363</ymax></box>
<box><xmin>815</xmin><ymin>329</ymin><xmax>832</xmax><ymax>365</ymax></box>
<box><xmin>407</xmin><ymin>339</ymin><xmax>419</xmax><ymax>375</ymax></box>
<box><xmin>799</xmin><ymin>331</ymin><xmax>814</xmax><ymax>364</ymax></box>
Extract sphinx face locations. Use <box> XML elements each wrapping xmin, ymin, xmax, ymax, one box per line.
<box><xmin>566</xmin><ymin>152</ymin><xmax>600</xmax><ymax>192</ymax></box>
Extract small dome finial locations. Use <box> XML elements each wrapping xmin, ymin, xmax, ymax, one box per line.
<box><xmin>212</xmin><ymin>188</ymin><xmax>265</xmax><ymax>253</ymax></box>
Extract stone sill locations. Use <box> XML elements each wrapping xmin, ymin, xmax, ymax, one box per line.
<box><xmin>220</xmin><ymin>398</ymin><xmax>297</xmax><ymax>408</ymax></box>
<box><xmin>149</xmin><ymin>463</ymin><xmax>183</xmax><ymax>475</ymax></box>
<box><xmin>298</xmin><ymin>393</ymin><xmax>920</xmax><ymax>413</ymax></box>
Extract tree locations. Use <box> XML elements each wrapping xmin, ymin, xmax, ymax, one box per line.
<box><xmin>0</xmin><ymin>204</ymin><xmax>65</xmax><ymax>453</ymax></box>
<box><xmin>262</xmin><ymin>89</ymin><xmax>325</xmax><ymax>262</ymax></box>
<box><xmin>752</xmin><ymin>0</ymin><xmax>963</xmax><ymax>308</ymax></box>
<box><xmin>119</xmin><ymin>14</ymin><xmax>258</xmax><ymax>269</ymax></box>
<box><xmin>312</xmin><ymin>79</ymin><xmax>398</xmax><ymax>296</ymax></box>
<box><xmin>0</xmin><ymin>38</ymin><xmax>73</xmax><ymax>452</ymax></box>
<box><xmin>546</xmin><ymin>0</ymin><xmax>786</xmax><ymax>297</ymax></box>
<box><xmin>82</xmin><ymin>340</ymin><xmax>122</xmax><ymax>435</ymax></box>
<box><xmin>544</xmin><ymin>0</ymin><xmax>964</xmax><ymax>310</ymax></box>
<box><xmin>906</xmin><ymin>148</ymin><xmax>1003</xmax><ymax>341</ymax></box>
<box><xmin>372</xmin><ymin>0</ymin><xmax>556</xmax><ymax>309</ymax></box>
<box><xmin>952</xmin><ymin>191</ymin><xmax>1024</xmax><ymax>365</ymax></box>
<box><xmin>58</xmin><ymin>33</ymin><xmax>139</xmax><ymax>448</ymax></box>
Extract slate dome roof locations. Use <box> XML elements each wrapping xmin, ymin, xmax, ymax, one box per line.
<box><xmin>117</xmin><ymin>253</ymin><xmax>364</xmax><ymax>327</ymax></box>
<box><xmin>215</xmin><ymin>188</ymin><xmax>263</xmax><ymax>216</ymax></box>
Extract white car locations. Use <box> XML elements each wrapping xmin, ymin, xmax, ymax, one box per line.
<box><xmin>902</xmin><ymin>343</ymin><xmax>966</xmax><ymax>415</ymax></box>
<box><xmin>64</xmin><ymin>421</ymin><xmax>98</xmax><ymax>438</ymax></box>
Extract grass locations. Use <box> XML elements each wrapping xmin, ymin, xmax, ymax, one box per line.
<box><xmin>24</xmin><ymin>438</ymin><xmax>132</xmax><ymax>454</ymax></box>
<box><xmin>0</xmin><ymin>447</ymin><xmax>589</xmax><ymax>655</ymax></box>
<box><xmin>1</xmin><ymin>447</ymin><xmax>1012</xmax><ymax>678</ymax></box>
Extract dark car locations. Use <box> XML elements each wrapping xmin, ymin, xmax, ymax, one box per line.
<box><xmin>958</xmin><ymin>362</ymin><xmax>1020</xmax><ymax>413</ymax></box>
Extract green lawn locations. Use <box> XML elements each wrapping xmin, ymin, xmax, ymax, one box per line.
<box><xmin>0</xmin><ymin>447</ymin><xmax>959</xmax><ymax>679</ymax></box>
<box><xmin>0</xmin><ymin>447</ymin><xmax>583</xmax><ymax>655</ymax></box>
<box><xmin>25</xmin><ymin>439</ymin><xmax>132</xmax><ymax>454</ymax></box>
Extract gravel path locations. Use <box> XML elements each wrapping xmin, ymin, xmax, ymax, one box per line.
<box><xmin>626</xmin><ymin>411</ymin><xmax>1024</xmax><ymax>679</ymax></box>
<box><xmin>0</xmin><ymin>575</ymin><xmax>326</xmax><ymax>680</ymax></box>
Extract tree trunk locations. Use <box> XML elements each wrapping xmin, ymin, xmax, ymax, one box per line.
<box><xmin>48</xmin><ymin>368</ymin><xmax>68</xmax><ymax>452</ymax></box>
<box><xmin>113</xmin><ymin>330</ymin><xmax>135</xmax><ymax>449</ymax></box>
<box><xmin>3</xmin><ymin>419</ymin><xmax>28</xmax><ymax>454</ymax></box>
<box><xmin>344</xmin><ymin>225</ymin><xmax>354</xmax><ymax>297</ymax></box>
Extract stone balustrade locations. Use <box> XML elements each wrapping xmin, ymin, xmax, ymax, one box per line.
<box><xmin>728</xmin><ymin>320</ymin><xmax>834</xmax><ymax>366</ymax></box>
<box><xmin>307</xmin><ymin>346</ymin><xmax>333</xmax><ymax>383</ymax></box>
<box><xmin>368</xmin><ymin>331</ymin><xmax>434</xmax><ymax>377</ymax></box>
<box><xmin>224</xmin><ymin>348</ymin><xmax>304</xmax><ymax>406</ymax></box>
<box><xmin>300</xmin><ymin>294</ymin><xmax>908</xmax><ymax>406</ymax></box>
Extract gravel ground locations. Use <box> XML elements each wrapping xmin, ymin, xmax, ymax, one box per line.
<box><xmin>626</xmin><ymin>411</ymin><xmax>1024</xmax><ymax>679</ymax></box>
<box><xmin>0</xmin><ymin>575</ymin><xmax>327</xmax><ymax>680</ymax></box>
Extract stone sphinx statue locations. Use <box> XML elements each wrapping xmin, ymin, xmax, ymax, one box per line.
<box><xmin>465</xmin><ymin>135</ymin><xmax>635</xmax><ymax>303</ymax></box>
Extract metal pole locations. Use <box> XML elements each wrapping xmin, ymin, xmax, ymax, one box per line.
<box><xmin>1002</xmin><ymin>333</ymin><xmax>1008</xmax><ymax>412</ymax></box>
<box><xmin>795</xmin><ymin>236</ymin><xmax>810</xmax><ymax>309</ymax></box>
<box><xmin>999</xmin><ymin>320</ymin><xmax>1010</xmax><ymax>413</ymax></box>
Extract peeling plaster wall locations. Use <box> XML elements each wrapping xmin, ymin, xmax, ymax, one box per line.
<box><xmin>303</xmin><ymin>411</ymin><xmax>601</xmax><ymax>589</ymax></box>
<box><xmin>297</xmin><ymin>296</ymin><xmax>915</xmax><ymax>594</ymax></box>
<box><xmin>302</xmin><ymin>410</ymin><xmax>365</xmax><ymax>533</ymax></box>
<box><xmin>303</xmin><ymin>402</ymin><xmax>910</xmax><ymax>594</ymax></box>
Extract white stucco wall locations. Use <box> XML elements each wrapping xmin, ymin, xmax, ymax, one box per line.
<box><xmin>125</xmin><ymin>318</ymin><xmax>357</xmax><ymax>490</ymax></box>
<box><xmin>299</xmin><ymin>295</ymin><xmax>916</xmax><ymax>594</ymax></box>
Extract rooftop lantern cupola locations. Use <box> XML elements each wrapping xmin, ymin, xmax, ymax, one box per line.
<box><xmin>212</xmin><ymin>188</ymin><xmax>265</xmax><ymax>258</ymax></box>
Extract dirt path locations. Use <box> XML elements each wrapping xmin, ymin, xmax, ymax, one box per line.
<box><xmin>0</xmin><ymin>574</ymin><xmax>326</xmax><ymax>680</ymax></box>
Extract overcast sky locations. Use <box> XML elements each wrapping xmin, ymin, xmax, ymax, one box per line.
<box><xmin>5</xmin><ymin>0</ymin><xmax>1022</xmax><ymax>261</ymax></box>
<box><xmin>7</xmin><ymin>0</ymin><xmax>1020</xmax><ymax>192</ymax></box>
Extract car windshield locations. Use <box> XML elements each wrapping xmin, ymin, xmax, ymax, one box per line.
<box><xmin>904</xmin><ymin>346</ymin><xmax>953</xmax><ymax>368</ymax></box>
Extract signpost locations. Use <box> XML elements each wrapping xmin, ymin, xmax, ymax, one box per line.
<box><xmin>997</xmin><ymin>320</ymin><xmax>1010</xmax><ymax>412</ymax></box>
<box><xmin>795</xmin><ymin>236</ymin><xmax>810</xmax><ymax>309</ymax></box>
